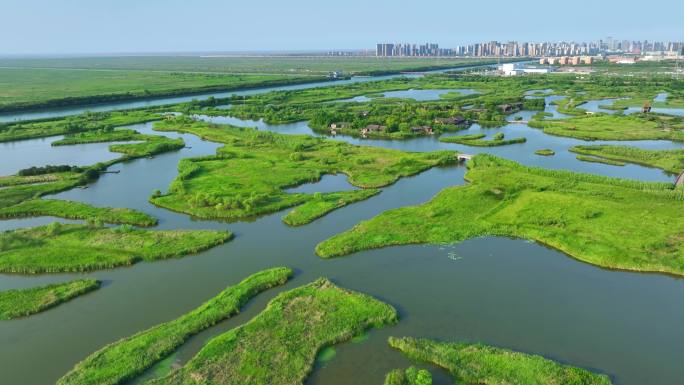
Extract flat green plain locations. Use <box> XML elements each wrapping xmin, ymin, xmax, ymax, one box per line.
<box><xmin>0</xmin><ymin>67</ymin><xmax>320</xmax><ymax>112</ymax></box>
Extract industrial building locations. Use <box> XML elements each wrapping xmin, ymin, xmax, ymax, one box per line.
<box><xmin>500</xmin><ymin>63</ymin><xmax>554</xmax><ymax>76</ymax></box>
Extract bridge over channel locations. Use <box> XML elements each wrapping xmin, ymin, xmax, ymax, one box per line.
<box><xmin>457</xmin><ymin>154</ymin><xmax>473</xmax><ymax>162</ymax></box>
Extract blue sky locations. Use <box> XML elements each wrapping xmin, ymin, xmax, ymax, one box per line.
<box><xmin>2</xmin><ymin>0</ymin><xmax>682</xmax><ymax>54</ymax></box>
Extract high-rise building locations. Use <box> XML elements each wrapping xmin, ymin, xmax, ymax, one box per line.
<box><xmin>375</xmin><ymin>39</ymin><xmax>684</xmax><ymax>58</ymax></box>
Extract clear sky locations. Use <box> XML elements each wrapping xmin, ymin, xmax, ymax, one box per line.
<box><xmin>2</xmin><ymin>0</ymin><xmax>682</xmax><ymax>55</ymax></box>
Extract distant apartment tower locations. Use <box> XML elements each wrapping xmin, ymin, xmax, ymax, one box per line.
<box><xmin>376</xmin><ymin>43</ymin><xmax>395</xmax><ymax>57</ymax></box>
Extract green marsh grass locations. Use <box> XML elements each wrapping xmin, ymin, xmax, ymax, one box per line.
<box><xmin>0</xmin><ymin>223</ymin><xmax>232</xmax><ymax>274</ymax></box>
<box><xmin>146</xmin><ymin>278</ymin><xmax>398</xmax><ymax>385</ymax></box>
<box><xmin>389</xmin><ymin>337</ymin><xmax>612</xmax><ymax>385</ymax></box>
<box><xmin>0</xmin><ymin>199</ymin><xmax>157</xmax><ymax>226</ymax></box>
<box><xmin>316</xmin><ymin>154</ymin><xmax>684</xmax><ymax>276</ymax></box>
<box><xmin>57</xmin><ymin>267</ymin><xmax>292</xmax><ymax>385</ymax></box>
<box><xmin>150</xmin><ymin>119</ymin><xmax>455</xmax><ymax>221</ymax></box>
<box><xmin>0</xmin><ymin>279</ymin><xmax>100</xmax><ymax>320</ymax></box>
<box><xmin>384</xmin><ymin>367</ymin><xmax>432</xmax><ymax>385</ymax></box>
<box><xmin>571</xmin><ymin>145</ymin><xmax>684</xmax><ymax>174</ymax></box>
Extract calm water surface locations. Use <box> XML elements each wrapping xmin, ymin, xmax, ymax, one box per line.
<box><xmin>1</xmin><ymin>85</ymin><xmax>683</xmax><ymax>385</ymax></box>
<box><xmin>0</xmin><ymin>135</ymin><xmax>126</xmax><ymax>175</ymax></box>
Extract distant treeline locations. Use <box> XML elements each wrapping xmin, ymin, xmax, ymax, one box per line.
<box><xmin>18</xmin><ymin>165</ymin><xmax>83</xmax><ymax>176</ymax></box>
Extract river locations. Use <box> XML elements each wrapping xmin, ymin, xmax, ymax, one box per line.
<box><xmin>0</xmin><ymin>63</ymin><xmax>497</xmax><ymax>124</ymax></box>
<box><xmin>1</xmin><ymin>79</ymin><xmax>684</xmax><ymax>385</ymax></box>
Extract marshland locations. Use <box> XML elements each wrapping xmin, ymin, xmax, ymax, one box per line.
<box><xmin>1</xmin><ymin>57</ymin><xmax>684</xmax><ymax>385</ymax></box>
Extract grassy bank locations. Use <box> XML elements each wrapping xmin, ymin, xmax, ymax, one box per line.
<box><xmin>0</xmin><ymin>279</ymin><xmax>100</xmax><ymax>320</ymax></box>
<box><xmin>216</xmin><ymin>75</ymin><xmax>512</xmax><ymax>137</ymax></box>
<box><xmin>282</xmin><ymin>189</ymin><xmax>380</xmax><ymax>226</ymax></box>
<box><xmin>51</xmin><ymin>129</ymin><xmax>141</xmax><ymax>145</ymax></box>
<box><xmin>0</xmin><ymin>199</ymin><xmax>157</xmax><ymax>226</ymax></box>
<box><xmin>439</xmin><ymin>133</ymin><xmax>526</xmax><ymax>147</ymax></box>
<box><xmin>146</xmin><ymin>278</ymin><xmax>398</xmax><ymax>385</ymax></box>
<box><xmin>0</xmin><ymin>172</ymin><xmax>90</xmax><ymax>208</ymax></box>
<box><xmin>316</xmin><ymin>154</ymin><xmax>684</xmax><ymax>276</ymax></box>
<box><xmin>528</xmin><ymin>113</ymin><xmax>684</xmax><ymax>141</ymax></box>
<box><xmin>571</xmin><ymin>145</ymin><xmax>684</xmax><ymax>174</ymax></box>
<box><xmin>218</xmin><ymin>71</ymin><xmax>684</xmax><ymax>140</ymax></box>
<box><xmin>0</xmin><ymin>110</ymin><xmax>160</xmax><ymax>142</ymax></box>
<box><xmin>150</xmin><ymin>118</ymin><xmax>455</xmax><ymax>221</ymax></box>
<box><xmin>388</xmin><ymin>337</ymin><xmax>612</xmax><ymax>385</ymax></box>
<box><xmin>0</xmin><ymin>129</ymin><xmax>183</xmax><ymax>225</ymax></box>
<box><xmin>0</xmin><ymin>172</ymin><xmax>82</xmax><ymax>187</ymax></box>
<box><xmin>108</xmin><ymin>135</ymin><xmax>184</xmax><ymax>158</ymax></box>
<box><xmin>535</xmin><ymin>149</ymin><xmax>555</xmax><ymax>156</ymax></box>
<box><xmin>57</xmin><ymin>267</ymin><xmax>293</xmax><ymax>385</ymax></box>
<box><xmin>575</xmin><ymin>155</ymin><xmax>626</xmax><ymax>166</ymax></box>
<box><xmin>52</xmin><ymin>126</ymin><xmax>186</xmax><ymax>159</ymax></box>
<box><xmin>384</xmin><ymin>367</ymin><xmax>432</xmax><ymax>385</ymax></box>
<box><xmin>0</xmin><ymin>223</ymin><xmax>232</xmax><ymax>274</ymax></box>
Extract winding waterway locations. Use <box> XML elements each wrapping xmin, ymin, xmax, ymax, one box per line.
<box><xmin>1</xmin><ymin>77</ymin><xmax>684</xmax><ymax>385</ymax></box>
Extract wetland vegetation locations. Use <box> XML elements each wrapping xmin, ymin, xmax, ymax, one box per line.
<box><xmin>384</xmin><ymin>367</ymin><xmax>432</xmax><ymax>385</ymax></box>
<box><xmin>0</xmin><ymin>279</ymin><xmax>100</xmax><ymax>320</ymax></box>
<box><xmin>439</xmin><ymin>132</ymin><xmax>527</xmax><ymax>146</ymax></box>
<box><xmin>528</xmin><ymin>113</ymin><xmax>684</xmax><ymax>141</ymax></box>
<box><xmin>0</xmin><ymin>67</ymin><xmax>323</xmax><ymax>113</ymax></box>
<box><xmin>0</xmin><ymin>199</ymin><xmax>158</xmax><ymax>226</ymax></box>
<box><xmin>0</xmin><ymin>110</ymin><xmax>161</xmax><ymax>142</ymax></box>
<box><xmin>575</xmin><ymin>155</ymin><xmax>626</xmax><ymax>166</ymax></box>
<box><xmin>0</xmin><ymin>121</ymin><xmax>190</xmax><ymax>225</ymax></box>
<box><xmin>3</xmin><ymin>57</ymin><xmax>684</xmax><ymax>385</ymax></box>
<box><xmin>146</xmin><ymin>278</ymin><xmax>397</xmax><ymax>385</ymax></box>
<box><xmin>0</xmin><ymin>223</ymin><xmax>232</xmax><ymax>273</ymax></box>
<box><xmin>316</xmin><ymin>154</ymin><xmax>684</xmax><ymax>275</ymax></box>
<box><xmin>0</xmin><ymin>170</ymin><xmax>94</xmax><ymax>208</ymax></box>
<box><xmin>571</xmin><ymin>145</ymin><xmax>684</xmax><ymax>174</ymax></box>
<box><xmin>0</xmin><ymin>56</ymin><xmax>500</xmax><ymax>76</ymax></box>
<box><xmin>57</xmin><ymin>267</ymin><xmax>293</xmax><ymax>385</ymax></box>
<box><xmin>150</xmin><ymin>118</ymin><xmax>456</xmax><ymax>221</ymax></box>
<box><xmin>282</xmin><ymin>189</ymin><xmax>380</xmax><ymax>226</ymax></box>
<box><xmin>388</xmin><ymin>337</ymin><xmax>612</xmax><ymax>385</ymax></box>
<box><xmin>535</xmin><ymin>149</ymin><xmax>555</xmax><ymax>156</ymax></box>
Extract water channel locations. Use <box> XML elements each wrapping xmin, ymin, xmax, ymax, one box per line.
<box><xmin>1</xmin><ymin>76</ymin><xmax>683</xmax><ymax>385</ymax></box>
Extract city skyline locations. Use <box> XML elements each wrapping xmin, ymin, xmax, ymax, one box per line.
<box><xmin>372</xmin><ymin>39</ymin><xmax>684</xmax><ymax>58</ymax></box>
<box><xmin>2</xmin><ymin>0</ymin><xmax>683</xmax><ymax>55</ymax></box>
